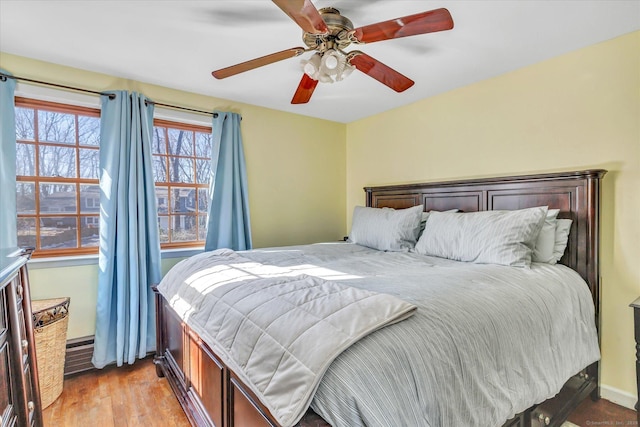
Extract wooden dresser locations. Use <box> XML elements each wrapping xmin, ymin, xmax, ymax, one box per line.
<box><xmin>0</xmin><ymin>247</ymin><xmax>43</xmax><ymax>427</ymax></box>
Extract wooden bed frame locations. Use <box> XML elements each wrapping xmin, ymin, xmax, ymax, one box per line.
<box><xmin>153</xmin><ymin>169</ymin><xmax>606</xmax><ymax>427</ymax></box>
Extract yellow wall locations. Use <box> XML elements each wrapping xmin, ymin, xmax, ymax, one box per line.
<box><xmin>346</xmin><ymin>32</ymin><xmax>639</xmax><ymax>398</ymax></box>
<box><xmin>0</xmin><ymin>53</ymin><xmax>347</xmax><ymax>339</ymax></box>
<box><xmin>28</xmin><ymin>264</ymin><xmax>98</xmax><ymax>339</ymax></box>
<box><xmin>28</xmin><ymin>258</ymin><xmax>185</xmax><ymax>339</ymax></box>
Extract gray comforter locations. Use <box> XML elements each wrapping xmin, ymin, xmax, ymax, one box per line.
<box><xmin>161</xmin><ymin>243</ymin><xmax>600</xmax><ymax>427</ymax></box>
<box><xmin>157</xmin><ymin>248</ymin><xmax>417</xmax><ymax>426</ymax></box>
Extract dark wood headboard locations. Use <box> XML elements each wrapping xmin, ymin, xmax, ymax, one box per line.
<box><xmin>365</xmin><ymin>169</ymin><xmax>606</xmax><ymax>332</ymax></box>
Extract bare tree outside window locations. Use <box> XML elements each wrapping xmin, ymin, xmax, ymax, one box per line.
<box><xmin>153</xmin><ymin>119</ymin><xmax>212</xmax><ymax>248</ymax></box>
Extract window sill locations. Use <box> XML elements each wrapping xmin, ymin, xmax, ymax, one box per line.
<box><xmin>28</xmin><ymin>247</ymin><xmax>204</xmax><ymax>270</ymax></box>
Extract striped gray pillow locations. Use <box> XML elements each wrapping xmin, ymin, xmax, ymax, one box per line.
<box><xmin>532</xmin><ymin>209</ymin><xmax>560</xmax><ymax>263</ymax></box>
<box><xmin>414</xmin><ymin>206</ymin><xmax>548</xmax><ymax>267</ymax></box>
<box><xmin>349</xmin><ymin>205</ymin><xmax>423</xmax><ymax>252</ymax></box>
<box><xmin>552</xmin><ymin>219</ymin><xmax>573</xmax><ymax>262</ymax></box>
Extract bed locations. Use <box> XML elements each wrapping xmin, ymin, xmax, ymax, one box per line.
<box><xmin>153</xmin><ymin>169</ymin><xmax>606</xmax><ymax>427</ymax></box>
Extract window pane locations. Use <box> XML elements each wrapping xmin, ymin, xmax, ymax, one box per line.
<box><xmin>198</xmin><ymin>188</ymin><xmax>208</xmax><ymax>213</ymax></box>
<box><xmin>152</xmin><ymin>127</ymin><xmax>166</xmax><ymax>154</ymax></box>
<box><xmin>39</xmin><ymin>217</ymin><xmax>77</xmax><ymax>249</ymax></box>
<box><xmin>152</xmin><ymin>156</ymin><xmax>167</xmax><ymax>183</ymax></box>
<box><xmin>168</xmin><ymin>129</ymin><xmax>193</xmax><ymax>156</ymax></box>
<box><xmin>171</xmin><ymin>215</ymin><xmax>197</xmax><ymax>242</ymax></box>
<box><xmin>15</xmin><ymin>107</ymin><xmax>35</xmax><ymax>140</ymax></box>
<box><xmin>195</xmin><ymin>132</ymin><xmax>211</xmax><ymax>158</ymax></box>
<box><xmin>158</xmin><ymin>216</ymin><xmax>169</xmax><ymax>243</ymax></box>
<box><xmin>196</xmin><ymin>159</ymin><xmax>210</xmax><ymax>184</ymax></box>
<box><xmin>169</xmin><ymin>158</ymin><xmax>194</xmax><ymax>183</ymax></box>
<box><xmin>39</xmin><ymin>145</ymin><xmax>77</xmax><ymax>178</ymax></box>
<box><xmin>198</xmin><ymin>214</ymin><xmax>207</xmax><ymax>240</ymax></box>
<box><xmin>170</xmin><ymin>188</ymin><xmax>196</xmax><ymax>213</ymax></box>
<box><xmin>79</xmin><ymin>148</ymin><xmax>99</xmax><ymax>179</ymax></box>
<box><xmin>80</xmin><ymin>185</ymin><xmax>100</xmax><ymax>214</ymax></box>
<box><xmin>38</xmin><ymin>110</ymin><xmax>75</xmax><ymax>144</ymax></box>
<box><xmin>152</xmin><ymin>120</ymin><xmax>211</xmax><ymax>246</ymax></box>
<box><xmin>155</xmin><ymin>187</ymin><xmax>169</xmax><ymax>214</ymax></box>
<box><xmin>15</xmin><ymin>99</ymin><xmax>101</xmax><ymax>257</ymax></box>
<box><xmin>80</xmin><ymin>216</ymin><xmax>100</xmax><ymax>247</ymax></box>
<box><xmin>40</xmin><ymin>184</ymin><xmax>77</xmax><ymax>214</ymax></box>
<box><xmin>16</xmin><ymin>143</ymin><xmax>36</xmax><ymax>176</ymax></box>
<box><xmin>17</xmin><ymin>218</ymin><xmax>36</xmax><ymax>248</ymax></box>
<box><xmin>17</xmin><ymin>182</ymin><xmax>36</xmax><ymax>214</ymax></box>
<box><xmin>78</xmin><ymin>116</ymin><xmax>100</xmax><ymax>146</ymax></box>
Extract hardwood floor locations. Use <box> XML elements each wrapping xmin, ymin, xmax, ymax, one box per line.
<box><xmin>43</xmin><ymin>358</ymin><xmax>637</xmax><ymax>426</ymax></box>
<box><xmin>42</xmin><ymin>358</ymin><xmax>189</xmax><ymax>427</ymax></box>
<box><xmin>568</xmin><ymin>396</ymin><xmax>637</xmax><ymax>426</ymax></box>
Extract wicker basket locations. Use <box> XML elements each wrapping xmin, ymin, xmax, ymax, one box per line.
<box><xmin>31</xmin><ymin>297</ymin><xmax>70</xmax><ymax>409</ymax></box>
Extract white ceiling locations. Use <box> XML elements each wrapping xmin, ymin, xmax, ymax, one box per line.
<box><xmin>1</xmin><ymin>1</ymin><xmax>638</xmax><ymax>123</ymax></box>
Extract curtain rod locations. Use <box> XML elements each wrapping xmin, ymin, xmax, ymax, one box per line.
<box><xmin>147</xmin><ymin>100</ymin><xmax>218</xmax><ymax>118</ymax></box>
<box><xmin>0</xmin><ymin>71</ymin><xmax>115</xmax><ymax>99</ymax></box>
<box><xmin>0</xmin><ymin>72</ymin><xmax>223</xmax><ymax>118</ymax></box>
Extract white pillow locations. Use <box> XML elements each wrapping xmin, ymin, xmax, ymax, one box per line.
<box><xmin>414</xmin><ymin>206</ymin><xmax>548</xmax><ymax>267</ymax></box>
<box><xmin>532</xmin><ymin>209</ymin><xmax>560</xmax><ymax>263</ymax></box>
<box><xmin>419</xmin><ymin>209</ymin><xmax>459</xmax><ymax>236</ymax></box>
<box><xmin>349</xmin><ymin>205</ymin><xmax>423</xmax><ymax>252</ymax></box>
<box><xmin>552</xmin><ymin>219</ymin><xmax>573</xmax><ymax>263</ymax></box>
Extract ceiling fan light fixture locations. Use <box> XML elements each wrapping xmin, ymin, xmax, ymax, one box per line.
<box><xmin>318</xmin><ymin>49</ymin><xmax>352</xmax><ymax>83</ymax></box>
<box><xmin>301</xmin><ymin>53</ymin><xmax>322</xmax><ymax>80</ymax></box>
<box><xmin>302</xmin><ymin>50</ymin><xmax>351</xmax><ymax>83</ymax></box>
<box><xmin>318</xmin><ymin>73</ymin><xmax>334</xmax><ymax>83</ymax></box>
<box><xmin>321</xmin><ymin>51</ymin><xmax>340</xmax><ymax>71</ymax></box>
<box><xmin>336</xmin><ymin>63</ymin><xmax>355</xmax><ymax>82</ymax></box>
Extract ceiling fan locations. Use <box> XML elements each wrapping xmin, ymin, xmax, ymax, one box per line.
<box><xmin>211</xmin><ymin>0</ymin><xmax>454</xmax><ymax>104</ymax></box>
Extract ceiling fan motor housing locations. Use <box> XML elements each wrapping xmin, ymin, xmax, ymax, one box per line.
<box><xmin>303</xmin><ymin>8</ymin><xmax>354</xmax><ymax>52</ymax></box>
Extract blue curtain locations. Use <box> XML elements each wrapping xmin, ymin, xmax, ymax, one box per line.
<box><xmin>92</xmin><ymin>91</ymin><xmax>162</xmax><ymax>368</ymax></box>
<box><xmin>205</xmin><ymin>111</ymin><xmax>252</xmax><ymax>251</ymax></box>
<box><xmin>0</xmin><ymin>70</ymin><xmax>17</xmax><ymax>249</ymax></box>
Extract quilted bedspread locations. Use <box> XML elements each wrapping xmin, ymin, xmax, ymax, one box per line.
<box><xmin>157</xmin><ymin>248</ymin><xmax>417</xmax><ymax>426</ymax></box>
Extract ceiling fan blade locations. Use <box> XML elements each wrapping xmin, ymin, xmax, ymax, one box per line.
<box><xmin>352</xmin><ymin>8</ymin><xmax>453</xmax><ymax>44</ymax></box>
<box><xmin>348</xmin><ymin>52</ymin><xmax>414</xmax><ymax>93</ymax></box>
<box><xmin>212</xmin><ymin>47</ymin><xmax>306</xmax><ymax>79</ymax></box>
<box><xmin>272</xmin><ymin>0</ymin><xmax>329</xmax><ymax>35</ymax></box>
<box><xmin>291</xmin><ymin>74</ymin><xmax>319</xmax><ymax>104</ymax></box>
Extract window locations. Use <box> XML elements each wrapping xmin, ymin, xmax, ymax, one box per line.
<box><xmin>152</xmin><ymin>119</ymin><xmax>212</xmax><ymax>248</ymax></box>
<box><xmin>14</xmin><ymin>98</ymin><xmax>212</xmax><ymax>257</ymax></box>
<box><xmin>15</xmin><ymin>97</ymin><xmax>101</xmax><ymax>257</ymax></box>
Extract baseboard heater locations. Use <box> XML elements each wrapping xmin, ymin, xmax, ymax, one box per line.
<box><xmin>64</xmin><ymin>336</ymin><xmax>95</xmax><ymax>376</ymax></box>
<box><xmin>62</xmin><ymin>336</ymin><xmax>154</xmax><ymax>376</ymax></box>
